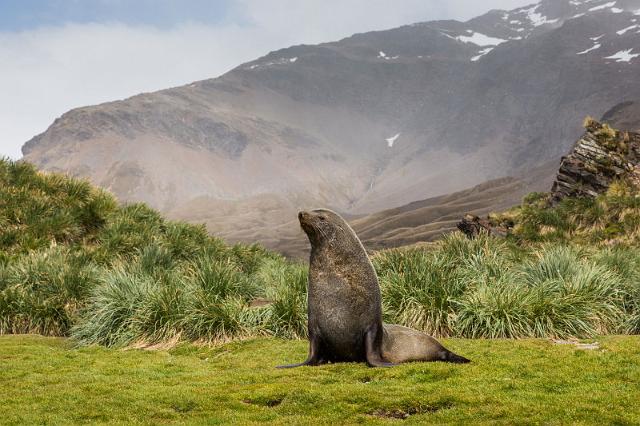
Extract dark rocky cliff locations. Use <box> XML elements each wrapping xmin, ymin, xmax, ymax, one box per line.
<box><xmin>551</xmin><ymin>119</ymin><xmax>640</xmax><ymax>202</ymax></box>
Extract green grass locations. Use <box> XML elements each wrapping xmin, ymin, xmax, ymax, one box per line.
<box><xmin>1</xmin><ymin>335</ymin><xmax>639</xmax><ymax>425</ymax></box>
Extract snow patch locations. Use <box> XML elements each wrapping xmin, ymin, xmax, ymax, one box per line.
<box><xmin>635</xmin><ymin>9</ymin><xmax>640</xmax><ymax>15</ymax></box>
<box><xmin>610</xmin><ymin>7</ymin><xmax>623</xmax><ymax>13</ymax></box>
<box><xmin>456</xmin><ymin>32</ymin><xmax>507</xmax><ymax>46</ymax></box>
<box><xmin>605</xmin><ymin>49</ymin><xmax>640</xmax><ymax>63</ymax></box>
<box><xmin>591</xmin><ymin>34</ymin><xmax>605</xmax><ymax>41</ymax></box>
<box><xmin>617</xmin><ymin>25</ymin><xmax>638</xmax><ymax>35</ymax></box>
<box><xmin>377</xmin><ymin>51</ymin><xmax>399</xmax><ymax>60</ymax></box>
<box><xmin>471</xmin><ymin>47</ymin><xmax>495</xmax><ymax>61</ymax></box>
<box><xmin>245</xmin><ymin>57</ymin><xmax>299</xmax><ymax>70</ymax></box>
<box><xmin>577</xmin><ymin>43</ymin><xmax>601</xmax><ymax>54</ymax></box>
<box><xmin>386</xmin><ymin>133</ymin><xmax>400</xmax><ymax>148</ymax></box>
<box><xmin>521</xmin><ymin>5</ymin><xmax>559</xmax><ymax>27</ymax></box>
<box><xmin>589</xmin><ymin>2</ymin><xmax>616</xmax><ymax>12</ymax></box>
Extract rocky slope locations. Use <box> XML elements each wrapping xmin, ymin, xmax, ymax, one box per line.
<box><xmin>457</xmin><ymin>113</ymin><xmax>640</xmax><ymax>240</ymax></box>
<box><xmin>345</xmin><ymin>102</ymin><xmax>640</xmax><ymax>255</ymax></box>
<box><xmin>602</xmin><ymin>100</ymin><xmax>640</xmax><ymax>130</ymax></box>
<box><xmin>22</xmin><ymin>0</ymin><xmax>640</xmax><ymax>252</ymax></box>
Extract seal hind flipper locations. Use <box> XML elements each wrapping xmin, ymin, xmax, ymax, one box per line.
<box><xmin>365</xmin><ymin>326</ymin><xmax>396</xmax><ymax>368</ymax></box>
<box><xmin>381</xmin><ymin>323</ymin><xmax>471</xmax><ymax>364</ymax></box>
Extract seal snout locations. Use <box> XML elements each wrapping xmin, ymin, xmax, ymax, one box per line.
<box><xmin>298</xmin><ymin>211</ymin><xmax>310</xmax><ymax>223</ymax></box>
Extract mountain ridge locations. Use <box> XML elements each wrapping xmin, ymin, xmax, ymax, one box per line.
<box><xmin>22</xmin><ymin>0</ymin><xmax>640</xmax><ymax>252</ymax></box>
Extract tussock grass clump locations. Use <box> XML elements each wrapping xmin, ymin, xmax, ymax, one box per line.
<box><xmin>511</xmin><ymin>179</ymin><xmax>640</xmax><ymax>245</ymax></box>
<box><xmin>256</xmin><ymin>259</ymin><xmax>308</xmax><ymax>338</ymax></box>
<box><xmin>519</xmin><ymin>246</ymin><xmax>625</xmax><ymax>338</ymax></box>
<box><xmin>376</xmin><ymin>234</ymin><xmax>518</xmax><ymax>337</ymax></box>
<box><xmin>455</xmin><ymin>281</ymin><xmax>532</xmax><ymax>338</ymax></box>
<box><xmin>72</xmin><ymin>267</ymin><xmax>157</xmax><ymax>346</ymax></box>
<box><xmin>377</xmin><ymin>246</ymin><xmax>466</xmax><ymax>336</ymax></box>
<box><xmin>377</xmin><ymin>234</ymin><xmax>638</xmax><ymax>339</ymax></box>
<box><xmin>0</xmin><ymin>160</ymin><xmax>117</xmax><ymax>255</ymax></box>
<box><xmin>180</xmin><ymin>257</ymin><xmax>260</xmax><ymax>342</ymax></box>
<box><xmin>0</xmin><ymin>247</ymin><xmax>100</xmax><ymax>335</ymax></box>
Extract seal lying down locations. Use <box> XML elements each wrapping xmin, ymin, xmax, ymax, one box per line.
<box><xmin>278</xmin><ymin>209</ymin><xmax>470</xmax><ymax>368</ymax></box>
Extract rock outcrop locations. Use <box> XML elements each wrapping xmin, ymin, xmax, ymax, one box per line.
<box><xmin>550</xmin><ymin>120</ymin><xmax>640</xmax><ymax>203</ymax></box>
<box><xmin>456</xmin><ymin>214</ymin><xmax>512</xmax><ymax>239</ymax></box>
<box><xmin>457</xmin><ymin>118</ymin><xmax>640</xmax><ymax>239</ymax></box>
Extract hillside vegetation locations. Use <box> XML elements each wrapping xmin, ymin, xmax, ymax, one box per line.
<box><xmin>0</xmin><ymin>158</ymin><xmax>307</xmax><ymax>343</ymax></box>
<box><xmin>1</xmin><ymin>157</ymin><xmax>640</xmax><ymax>346</ymax></box>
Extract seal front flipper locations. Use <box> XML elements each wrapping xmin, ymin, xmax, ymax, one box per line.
<box><xmin>440</xmin><ymin>350</ymin><xmax>471</xmax><ymax>364</ymax></box>
<box><xmin>276</xmin><ymin>360</ymin><xmax>319</xmax><ymax>369</ymax></box>
<box><xmin>365</xmin><ymin>326</ymin><xmax>396</xmax><ymax>368</ymax></box>
<box><xmin>276</xmin><ymin>334</ymin><xmax>324</xmax><ymax>369</ymax></box>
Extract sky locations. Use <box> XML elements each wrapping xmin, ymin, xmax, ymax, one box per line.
<box><xmin>0</xmin><ymin>0</ymin><xmax>534</xmax><ymax>159</ymax></box>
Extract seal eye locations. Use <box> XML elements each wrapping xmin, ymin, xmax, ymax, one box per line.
<box><xmin>319</xmin><ymin>215</ymin><xmax>327</xmax><ymax>221</ymax></box>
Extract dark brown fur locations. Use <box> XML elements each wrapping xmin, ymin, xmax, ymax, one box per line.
<box><xmin>278</xmin><ymin>209</ymin><xmax>470</xmax><ymax>368</ymax></box>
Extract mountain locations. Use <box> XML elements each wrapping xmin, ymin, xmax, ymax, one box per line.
<box><xmin>22</xmin><ymin>0</ymin><xmax>640</xmax><ymax>252</ymax></box>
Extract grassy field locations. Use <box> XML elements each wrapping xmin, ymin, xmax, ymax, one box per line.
<box><xmin>2</xmin><ymin>335</ymin><xmax>639</xmax><ymax>425</ymax></box>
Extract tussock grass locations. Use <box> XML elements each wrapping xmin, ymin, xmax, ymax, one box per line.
<box><xmin>0</xmin><ymin>247</ymin><xmax>99</xmax><ymax>335</ymax></box>
<box><xmin>375</xmin><ymin>235</ymin><xmax>638</xmax><ymax>339</ymax></box>
<box><xmin>510</xmin><ymin>179</ymin><xmax>640</xmax><ymax>244</ymax></box>
<box><xmin>255</xmin><ymin>260</ymin><xmax>308</xmax><ymax>338</ymax></box>
<box><xmin>3</xmin><ymin>156</ymin><xmax>640</xmax><ymax>346</ymax></box>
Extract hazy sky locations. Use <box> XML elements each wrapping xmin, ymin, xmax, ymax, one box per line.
<box><xmin>0</xmin><ymin>0</ymin><xmax>534</xmax><ymax>159</ymax></box>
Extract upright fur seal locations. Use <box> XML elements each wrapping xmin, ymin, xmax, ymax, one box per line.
<box><xmin>278</xmin><ymin>209</ymin><xmax>470</xmax><ymax>368</ymax></box>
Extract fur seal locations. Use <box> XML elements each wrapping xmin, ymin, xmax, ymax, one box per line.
<box><xmin>278</xmin><ymin>209</ymin><xmax>470</xmax><ymax>368</ymax></box>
